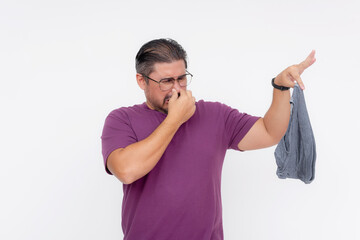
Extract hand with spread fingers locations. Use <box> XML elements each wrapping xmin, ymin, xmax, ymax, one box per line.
<box><xmin>274</xmin><ymin>50</ymin><xmax>316</xmax><ymax>90</ymax></box>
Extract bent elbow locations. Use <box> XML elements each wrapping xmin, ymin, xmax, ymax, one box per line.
<box><xmin>107</xmin><ymin>148</ymin><xmax>135</xmax><ymax>184</ymax></box>
<box><xmin>119</xmin><ymin>174</ymin><xmax>135</xmax><ymax>185</ymax></box>
<box><xmin>110</xmin><ymin>167</ymin><xmax>135</xmax><ymax>185</ymax></box>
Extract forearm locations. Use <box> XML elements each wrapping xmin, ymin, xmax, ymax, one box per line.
<box><xmin>263</xmin><ymin>87</ymin><xmax>291</xmax><ymax>142</ymax></box>
<box><xmin>109</xmin><ymin>89</ymin><xmax>195</xmax><ymax>184</ymax></box>
<box><xmin>111</xmin><ymin>117</ymin><xmax>181</xmax><ymax>184</ymax></box>
<box><xmin>263</xmin><ymin>50</ymin><xmax>316</xmax><ymax>141</ymax></box>
<box><xmin>238</xmin><ymin>52</ymin><xmax>315</xmax><ymax>150</ymax></box>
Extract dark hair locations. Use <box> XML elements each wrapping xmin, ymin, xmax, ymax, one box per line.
<box><xmin>135</xmin><ymin>38</ymin><xmax>188</xmax><ymax>81</ymax></box>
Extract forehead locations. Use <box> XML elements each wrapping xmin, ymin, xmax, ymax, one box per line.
<box><xmin>151</xmin><ymin>60</ymin><xmax>186</xmax><ymax>78</ymax></box>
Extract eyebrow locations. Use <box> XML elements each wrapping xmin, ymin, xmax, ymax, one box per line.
<box><xmin>160</xmin><ymin>73</ymin><xmax>187</xmax><ymax>81</ymax></box>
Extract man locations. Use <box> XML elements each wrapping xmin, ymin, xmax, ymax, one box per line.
<box><xmin>101</xmin><ymin>38</ymin><xmax>316</xmax><ymax>239</ymax></box>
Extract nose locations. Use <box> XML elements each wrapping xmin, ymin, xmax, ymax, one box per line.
<box><xmin>172</xmin><ymin>79</ymin><xmax>182</xmax><ymax>92</ymax></box>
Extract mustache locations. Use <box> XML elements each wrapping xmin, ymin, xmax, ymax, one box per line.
<box><xmin>164</xmin><ymin>92</ymin><xmax>180</xmax><ymax>103</ymax></box>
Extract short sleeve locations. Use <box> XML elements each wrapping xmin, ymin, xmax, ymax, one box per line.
<box><xmin>101</xmin><ymin>109</ymin><xmax>138</xmax><ymax>175</ymax></box>
<box><xmin>223</xmin><ymin>105</ymin><xmax>260</xmax><ymax>151</ymax></box>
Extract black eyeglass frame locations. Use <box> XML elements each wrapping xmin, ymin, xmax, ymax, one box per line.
<box><xmin>142</xmin><ymin>71</ymin><xmax>193</xmax><ymax>91</ymax></box>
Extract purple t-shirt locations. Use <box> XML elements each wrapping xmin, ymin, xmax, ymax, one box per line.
<box><xmin>101</xmin><ymin>100</ymin><xmax>260</xmax><ymax>240</ymax></box>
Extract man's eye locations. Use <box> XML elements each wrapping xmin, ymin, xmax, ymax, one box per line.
<box><xmin>162</xmin><ymin>79</ymin><xmax>174</xmax><ymax>84</ymax></box>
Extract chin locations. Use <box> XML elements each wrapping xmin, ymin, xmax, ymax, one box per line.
<box><xmin>161</xmin><ymin>106</ymin><xmax>168</xmax><ymax>114</ymax></box>
<box><xmin>154</xmin><ymin>104</ymin><xmax>168</xmax><ymax>114</ymax></box>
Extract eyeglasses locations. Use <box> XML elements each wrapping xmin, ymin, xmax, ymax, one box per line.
<box><xmin>142</xmin><ymin>71</ymin><xmax>193</xmax><ymax>91</ymax></box>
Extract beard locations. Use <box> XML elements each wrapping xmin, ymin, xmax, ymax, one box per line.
<box><xmin>145</xmin><ymin>92</ymin><xmax>173</xmax><ymax>114</ymax></box>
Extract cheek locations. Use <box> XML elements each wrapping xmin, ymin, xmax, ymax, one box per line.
<box><xmin>160</xmin><ymin>93</ymin><xmax>169</xmax><ymax>104</ymax></box>
<box><xmin>146</xmin><ymin>86</ymin><xmax>167</xmax><ymax>104</ymax></box>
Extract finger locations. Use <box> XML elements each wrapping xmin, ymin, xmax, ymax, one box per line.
<box><xmin>186</xmin><ymin>90</ymin><xmax>193</xmax><ymax>98</ymax></box>
<box><xmin>289</xmin><ymin>70</ymin><xmax>305</xmax><ymax>90</ymax></box>
<box><xmin>179</xmin><ymin>88</ymin><xmax>187</xmax><ymax>97</ymax></box>
<box><xmin>298</xmin><ymin>50</ymin><xmax>316</xmax><ymax>74</ymax></box>
<box><xmin>169</xmin><ymin>89</ymin><xmax>178</xmax><ymax>102</ymax></box>
<box><xmin>296</xmin><ymin>76</ymin><xmax>305</xmax><ymax>90</ymax></box>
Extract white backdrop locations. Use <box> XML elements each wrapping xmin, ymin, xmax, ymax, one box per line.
<box><xmin>1</xmin><ymin>0</ymin><xmax>359</xmax><ymax>239</ymax></box>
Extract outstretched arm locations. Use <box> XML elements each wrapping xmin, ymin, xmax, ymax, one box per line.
<box><xmin>238</xmin><ymin>50</ymin><xmax>316</xmax><ymax>151</ymax></box>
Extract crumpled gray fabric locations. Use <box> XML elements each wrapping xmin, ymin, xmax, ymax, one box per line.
<box><xmin>274</xmin><ymin>84</ymin><xmax>316</xmax><ymax>184</ymax></box>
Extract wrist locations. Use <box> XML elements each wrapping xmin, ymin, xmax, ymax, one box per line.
<box><xmin>164</xmin><ymin>115</ymin><xmax>182</xmax><ymax>129</ymax></box>
<box><xmin>272</xmin><ymin>77</ymin><xmax>290</xmax><ymax>91</ymax></box>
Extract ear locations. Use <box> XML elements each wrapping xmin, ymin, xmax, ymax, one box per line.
<box><xmin>136</xmin><ymin>73</ymin><xmax>147</xmax><ymax>90</ymax></box>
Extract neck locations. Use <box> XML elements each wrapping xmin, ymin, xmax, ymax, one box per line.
<box><xmin>146</xmin><ymin>101</ymin><xmax>168</xmax><ymax>115</ymax></box>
